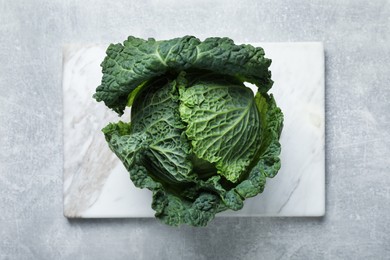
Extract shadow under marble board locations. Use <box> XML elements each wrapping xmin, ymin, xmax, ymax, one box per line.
<box><xmin>63</xmin><ymin>42</ymin><xmax>325</xmax><ymax>218</ymax></box>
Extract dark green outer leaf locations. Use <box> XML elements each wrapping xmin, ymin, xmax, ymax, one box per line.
<box><xmin>93</xmin><ymin>36</ymin><xmax>272</xmax><ymax>115</ymax></box>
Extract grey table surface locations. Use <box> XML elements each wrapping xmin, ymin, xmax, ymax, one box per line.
<box><xmin>1</xmin><ymin>0</ymin><xmax>389</xmax><ymax>259</ymax></box>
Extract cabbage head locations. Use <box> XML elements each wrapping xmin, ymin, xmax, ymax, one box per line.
<box><xmin>94</xmin><ymin>36</ymin><xmax>283</xmax><ymax>226</ymax></box>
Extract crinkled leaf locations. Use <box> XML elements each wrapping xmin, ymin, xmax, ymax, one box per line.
<box><xmin>129</xmin><ymin>78</ymin><xmax>195</xmax><ymax>183</ymax></box>
<box><xmin>152</xmin><ymin>191</ymin><xmax>219</xmax><ymax>227</ymax></box>
<box><xmin>179</xmin><ymin>75</ymin><xmax>262</xmax><ymax>183</ymax></box>
<box><xmin>94</xmin><ymin>36</ymin><xmax>272</xmax><ymax>114</ymax></box>
<box><xmin>235</xmin><ymin>93</ymin><xmax>283</xmax><ymax>198</ymax></box>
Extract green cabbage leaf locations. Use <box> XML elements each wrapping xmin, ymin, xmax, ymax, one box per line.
<box><xmin>94</xmin><ymin>36</ymin><xmax>273</xmax><ymax>115</ymax></box>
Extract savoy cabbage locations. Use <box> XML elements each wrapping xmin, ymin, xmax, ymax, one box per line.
<box><xmin>94</xmin><ymin>36</ymin><xmax>283</xmax><ymax>226</ymax></box>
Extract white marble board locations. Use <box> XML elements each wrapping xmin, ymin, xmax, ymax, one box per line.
<box><xmin>63</xmin><ymin>42</ymin><xmax>325</xmax><ymax>218</ymax></box>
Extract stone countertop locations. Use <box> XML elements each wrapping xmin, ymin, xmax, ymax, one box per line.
<box><xmin>1</xmin><ymin>0</ymin><xmax>389</xmax><ymax>259</ymax></box>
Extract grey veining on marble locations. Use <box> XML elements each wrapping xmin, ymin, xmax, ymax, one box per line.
<box><xmin>62</xmin><ymin>46</ymin><xmax>123</xmax><ymax>217</ymax></box>
<box><xmin>63</xmin><ymin>43</ymin><xmax>325</xmax><ymax>218</ymax></box>
<box><xmin>1</xmin><ymin>0</ymin><xmax>390</xmax><ymax>259</ymax></box>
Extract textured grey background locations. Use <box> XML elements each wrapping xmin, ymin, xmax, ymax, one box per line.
<box><xmin>1</xmin><ymin>0</ymin><xmax>389</xmax><ymax>259</ymax></box>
